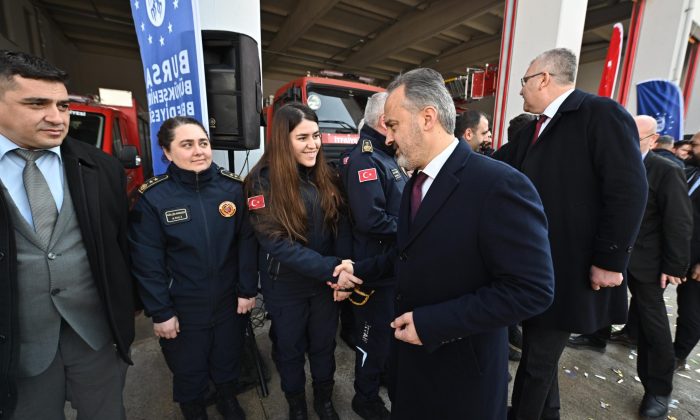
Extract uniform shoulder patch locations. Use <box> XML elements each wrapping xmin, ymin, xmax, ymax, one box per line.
<box><xmin>219</xmin><ymin>168</ymin><xmax>243</xmax><ymax>182</ymax></box>
<box><xmin>138</xmin><ymin>174</ymin><xmax>169</xmax><ymax>194</ymax></box>
<box><xmin>361</xmin><ymin>139</ymin><xmax>374</xmax><ymax>153</ymax></box>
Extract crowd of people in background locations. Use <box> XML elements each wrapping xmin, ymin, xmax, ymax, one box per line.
<box><xmin>2</xmin><ymin>45</ymin><xmax>700</xmax><ymax>420</ymax></box>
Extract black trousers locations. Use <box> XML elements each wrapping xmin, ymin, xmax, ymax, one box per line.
<box><xmin>352</xmin><ymin>287</ymin><xmax>394</xmax><ymax>402</ymax></box>
<box><xmin>675</xmin><ymin>279</ymin><xmax>700</xmax><ymax>360</ymax></box>
<box><xmin>160</xmin><ymin>312</ymin><xmax>246</xmax><ymax>403</ymax></box>
<box><xmin>266</xmin><ymin>289</ymin><xmax>338</xmax><ymax>395</ymax></box>
<box><xmin>628</xmin><ymin>274</ymin><xmax>674</xmax><ymax>395</ymax></box>
<box><xmin>509</xmin><ymin>323</ymin><xmax>569</xmax><ymax>420</ymax></box>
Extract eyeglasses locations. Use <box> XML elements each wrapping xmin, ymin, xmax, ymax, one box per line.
<box><xmin>640</xmin><ymin>133</ymin><xmax>657</xmax><ymax>141</ymax></box>
<box><xmin>520</xmin><ymin>72</ymin><xmax>553</xmax><ymax>87</ymax></box>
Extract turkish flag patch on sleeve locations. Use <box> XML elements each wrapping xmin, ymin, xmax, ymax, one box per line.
<box><xmin>247</xmin><ymin>195</ymin><xmax>266</xmax><ymax>210</ymax></box>
<box><xmin>358</xmin><ymin>168</ymin><xmax>378</xmax><ymax>183</ymax></box>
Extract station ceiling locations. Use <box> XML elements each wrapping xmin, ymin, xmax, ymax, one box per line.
<box><xmin>34</xmin><ymin>0</ymin><xmax>634</xmax><ymax>85</ymax></box>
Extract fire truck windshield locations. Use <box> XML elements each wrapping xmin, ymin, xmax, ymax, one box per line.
<box><xmin>306</xmin><ymin>84</ymin><xmax>375</xmax><ymax>134</ymax></box>
<box><xmin>69</xmin><ymin>110</ymin><xmax>105</xmax><ymax>148</ymax></box>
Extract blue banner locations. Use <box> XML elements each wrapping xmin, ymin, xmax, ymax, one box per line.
<box><xmin>636</xmin><ymin>79</ymin><xmax>684</xmax><ymax>140</ymax></box>
<box><xmin>130</xmin><ymin>0</ymin><xmax>208</xmax><ymax>175</ymax></box>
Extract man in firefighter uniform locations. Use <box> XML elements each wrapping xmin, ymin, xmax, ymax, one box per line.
<box><xmin>339</xmin><ymin>92</ymin><xmax>408</xmax><ymax>419</ymax></box>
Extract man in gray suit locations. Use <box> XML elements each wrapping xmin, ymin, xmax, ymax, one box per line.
<box><xmin>0</xmin><ymin>50</ymin><xmax>135</xmax><ymax>419</ymax></box>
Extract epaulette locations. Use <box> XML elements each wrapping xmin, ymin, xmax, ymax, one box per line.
<box><xmin>361</xmin><ymin>138</ymin><xmax>374</xmax><ymax>153</ymax></box>
<box><xmin>219</xmin><ymin>168</ymin><xmax>243</xmax><ymax>182</ymax></box>
<box><xmin>138</xmin><ymin>174</ymin><xmax>169</xmax><ymax>194</ymax></box>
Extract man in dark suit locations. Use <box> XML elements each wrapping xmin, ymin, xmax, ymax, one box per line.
<box><xmin>493</xmin><ymin>48</ymin><xmax>648</xmax><ymax>420</ymax></box>
<box><xmin>333</xmin><ymin>68</ymin><xmax>555</xmax><ymax>420</ymax></box>
<box><xmin>0</xmin><ymin>50</ymin><xmax>135</xmax><ymax>418</ymax></box>
<box><xmin>653</xmin><ymin>134</ymin><xmax>685</xmax><ymax>168</ymax></box>
<box><xmin>674</xmin><ymin>132</ymin><xmax>700</xmax><ymax>372</ymax></box>
<box><xmin>623</xmin><ymin>115</ymin><xmax>690</xmax><ymax>418</ymax></box>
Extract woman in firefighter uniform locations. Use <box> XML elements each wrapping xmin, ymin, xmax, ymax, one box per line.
<box><xmin>128</xmin><ymin>116</ymin><xmax>257</xmax><ymax>420</ymax></box>
<box><xmin>244</xmin><ymin>103</ymin><xmax>351</xmax><ymax>420</ymax></box>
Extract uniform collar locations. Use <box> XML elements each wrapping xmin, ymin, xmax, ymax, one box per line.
<box><xmin>167</xmin><ymin>162</ymin><xmax>216</xmax><ymax>187</ymax></box>
<box><xmin>359</xmin><ymin>125</ymin><xmax>394</xmax><ymax>156</ymax></box>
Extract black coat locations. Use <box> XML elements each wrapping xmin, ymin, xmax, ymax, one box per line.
<box><xmin>628</xmin><ymin>152</ymin><xmax>692</xmax><ymax>282</ymax></box>
<box><xmin>493</xmin><ymin>89</ymin><xmax>648</xmax><ymax>333</ymax></box>
<box><xmin>652</xmin><ymin>148</ymin><xmax>685</xmax><ymax>169</ymax></box>
<box><xmin>686</xmin><ymin>164</ymin><xmax>700</xmax><ymax>267</ymax></box>
<box><xmin>356</xmin><ymin>141</ymin><xmax>554</xmax><ymax>419</ymax></box>
<box><xmin>0</xmin><ymin>138</ymin><xmax>135</xmax><ymax>416</ymax></box>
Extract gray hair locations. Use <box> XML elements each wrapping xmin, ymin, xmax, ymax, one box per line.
<box><xmin>532</xmin><ymin>48</ymin><xmax>577</xmax><ymax>85</ymax></box>
<box><xmin>364</xmin><ymin>92</ymin><xmax>388</xmax><ymax>129</ymax></box>
<box><xmin>387</xmin><ymin>68</ymin><xmax>456</xmax><ymax>134</ymax></box>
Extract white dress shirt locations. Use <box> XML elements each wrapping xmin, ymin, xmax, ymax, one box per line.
<box><xmin>538</xmin><ymin>88</ymin><xmax>575</xmax><ymax>136</ymax></box>
<box><xmin>417</xmin><ymin>138</ymin><xmax>459</xmax><ymax>199</ymax></box>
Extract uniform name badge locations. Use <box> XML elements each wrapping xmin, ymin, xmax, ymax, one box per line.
<box><xmin>391</xmin><ymin>168</ymin><xmax>402</xmax><ymax>181</ymax></box>
<box><xmin>219</xmin><ymin>201</ymin><xmax>236</xmax><ymax>217</ymax></box>
<box><xmin>163</xmin><ymin>207</ymin><xmax>190</xmax><ymax>225</ymax></box>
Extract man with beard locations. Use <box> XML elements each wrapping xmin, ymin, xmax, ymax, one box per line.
<box><xmin>333</xmin><ymin>67</ymin><xmax>555</xmax><ymax>419</ymax></box>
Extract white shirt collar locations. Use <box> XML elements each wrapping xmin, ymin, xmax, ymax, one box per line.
<box><xmin>542</xmin><ymin>88</ymin><xmax>575</xmax><ymax>119</ymax></box>
<box><xmin>421</xmin><ymin>138</ymin><xmax>459</xmax><ymax>181</ymax></box>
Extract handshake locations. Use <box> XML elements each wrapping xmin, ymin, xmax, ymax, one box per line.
<box><xmin>327</xmin><ymin>259</ymin><xmax>364</xmax><ymax>302</ymax></box>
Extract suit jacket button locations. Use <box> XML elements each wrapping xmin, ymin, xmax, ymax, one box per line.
<box><xmin>395</xmin><ymin>293</ymin><xmax>402</xmax><ymax>301</ymax></box>
<box><xmin>47</xmin><ymin>252</ymin><xmax>57</xmax><ymax>260</ymax></box>
<box><xmin>609</xmin><ymin>245</ymin><xmax>618</xmax><ymax>251</ymax></box>
<box><xmin>0</xmin><ymin>251</ymin><xmax>4</xmax><ymax>261</ymax></box>
<box><xmin>399</xmin><ymin>252</ymin><xmax>407</xmax><ymax>261</ymax></box>
<box><xmin>50</xmin><ymin>288</ymin><xmax>61</xmax><ymax>296</ymax></box>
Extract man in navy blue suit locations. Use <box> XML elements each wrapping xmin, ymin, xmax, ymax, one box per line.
<box><xmin>333</xmin><ymin>68</ymin><xmax>555</xmax><ymax>419</ymax></box>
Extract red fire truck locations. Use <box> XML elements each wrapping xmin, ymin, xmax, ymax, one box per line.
<box><xmin>264</xmin><ymin>71</ymin><xmax>385</xmax><ymax>162</ymax></box>
<box><xmin>68</xmin><ymin>89</ymin><xmax>152</xmax><ymax>206</ymax></box>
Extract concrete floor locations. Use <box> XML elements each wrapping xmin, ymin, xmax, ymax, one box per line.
<box><xmin>65</xmin><ymin>284</ymin><xmax>700</xmax><ymax>419</ymax></box>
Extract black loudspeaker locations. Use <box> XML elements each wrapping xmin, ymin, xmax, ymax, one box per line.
<box><xmin>202</xmin><ymin>30</ymin><xmax>261</xmax><ymax>150</ymax></box>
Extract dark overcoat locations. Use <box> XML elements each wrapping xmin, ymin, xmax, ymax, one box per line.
<box><xmin>357</xmin><ymin>141</ymin><xmax>555</xmax><ymax>419</ymax></box>
<box><xmin>493</xmin><ymin>89</ymin><xmax>648</xmax><ymax>333</ymax></box>
<box><xmin>0</xmin><ymin>138</ymin><xmax>136</xmax><ymax>417</ymax></box>
<box><xmin>628</xmin><ymin>151</ymin><xmax>692</xmax><ymax>282</ymax></box>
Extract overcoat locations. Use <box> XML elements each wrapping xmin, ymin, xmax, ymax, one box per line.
<box><xmin>356</xmin><ymin>141</ymin><xmax>555</xmax><ymax>419</ymax></box>
<box><xmin>493</xmin><ymin>89</ymin><xmax>648</xmax><ymax>333</ymax></box>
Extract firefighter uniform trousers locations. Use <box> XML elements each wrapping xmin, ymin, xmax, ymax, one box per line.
<box><xmin>160</xmin><ymin>312</ymin><xmax>246</xmax><ymax>402</ymax></box>
<box><xmin>352</xmin><ymin>287</ymin><xmax>395</xmax><ymax>402</ymax></box>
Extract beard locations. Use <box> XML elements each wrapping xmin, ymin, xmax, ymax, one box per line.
<box><xmin>395</xmin><ymin>121</ymin><xmax>423</xmax><ymax>171</ymax></box>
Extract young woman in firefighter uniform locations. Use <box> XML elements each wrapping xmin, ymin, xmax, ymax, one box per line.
<box><xmin>128</xmin><ymin>117</ymin><xmax>257</xmax><ymax>420</ymax></box>
<box><xmin>244</xmin><ymin>103</ymin><xmax>352</xmax><ymax>420</ymax></box>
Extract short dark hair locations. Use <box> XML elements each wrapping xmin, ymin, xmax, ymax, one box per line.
<box><xmin>0</xmin><ymin>50</ymin><xmax>69</xmax><ymax>93</ymax></box>
<box><xmin>157</xmin><ymin>116</ymin><xmax>208</xmax><ymax>150</ymax></box>
<box><xmin>507</xmin><ymin>113</ymin><xmax>537</xmax><ymax>141</ymax></box>
<box><xmin>655</xmin><ymin>135</ymin><xmax>675</xmax><ymax>146</ymax></box>
<box><xmin>674</xmin><ymin>139</ymin><xmax>691</xmax><ymax>148</ymax></box>
<box><xmin>454</xmin><ymin>109</ymin><xmax>487</xmax><ymax>138</ymax></box>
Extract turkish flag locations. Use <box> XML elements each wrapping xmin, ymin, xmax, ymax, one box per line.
<box><xmin>247</xmin><ymin>195</ymin><xmax>266</xmax><ymax>210</ymax></box>
<box><xmin>358</xmin><ymin>168</ymin><xmax>378</xmax><ymax>183</ymax></box>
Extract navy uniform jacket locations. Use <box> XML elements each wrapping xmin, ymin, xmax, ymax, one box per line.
<box><xmin>338</xmin><ymin>125</ymin><xmax>408</xmax><ymax>288</ymax></box>
<box><xmin>355</xmin><ymin>141</ymin><xmax>555</xmax><ymax>419</ymax></box>
<box><xmin>246</xmin><ymin>166</ymin><xmax>352</xmax><ymax>305</ymax></box>
<box><xmin>128</xmin><ymin>163</ymin><xmax>257</xmax><ymax>328</ymax></box>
